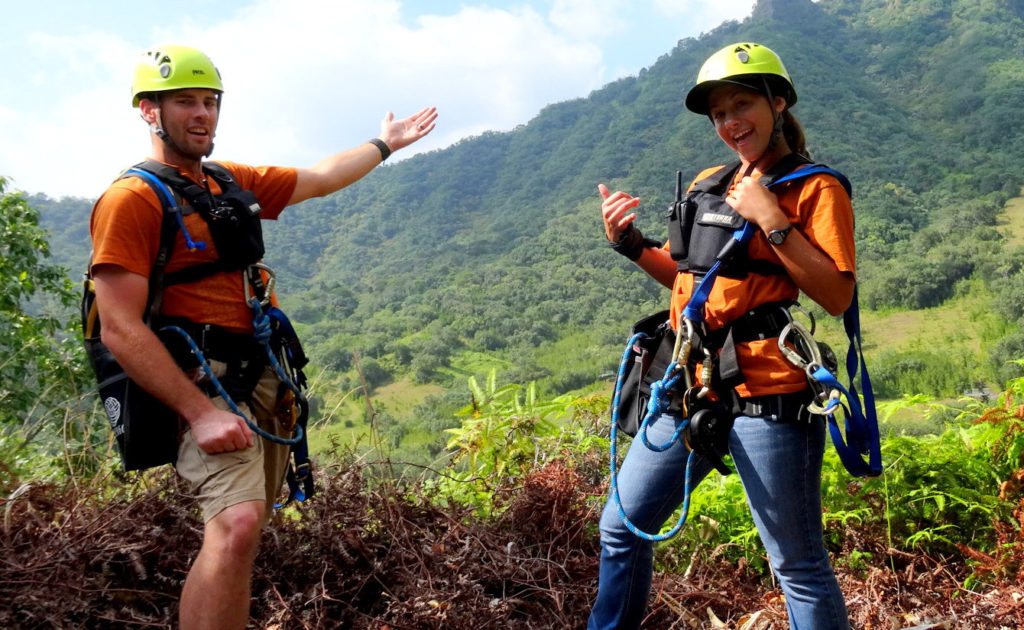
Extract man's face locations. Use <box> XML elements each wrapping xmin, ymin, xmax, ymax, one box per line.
<box><xmin>141</xmin><ymin>88</ymin><xmax>220</xmax><ymax>161</ymax></box>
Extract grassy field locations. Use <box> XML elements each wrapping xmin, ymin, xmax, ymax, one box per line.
<box><xmin>998</xmin><ymin>187</ymin><xmax>1024</xmax><ymax>248</ymax></box>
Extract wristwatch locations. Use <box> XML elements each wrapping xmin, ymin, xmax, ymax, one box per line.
<box><xmin>767</xmin><ymin>225</ymin><xmax>793</xmax><ymax>246</ymax></box>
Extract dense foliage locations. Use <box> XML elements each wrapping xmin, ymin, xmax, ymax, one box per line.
<box><xmin>28</xmin><ymin>2</ymin><xmax>1024</xmax><ymax>418</ymax></box>
<box><xmin>0</xmin><ymin>179</ymin><xmax>94</xmax><ymax>488</ymax></box>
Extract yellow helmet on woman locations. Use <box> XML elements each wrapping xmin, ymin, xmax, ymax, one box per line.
<box><xmin>684</xmin><ymin>42</ymin><xmax>796</xmax><ymax>115</ymax></box>
<box><xmin>131</xmin><ymin>44</ymin><xmax>223</xmax><ymax>107</ymax></box>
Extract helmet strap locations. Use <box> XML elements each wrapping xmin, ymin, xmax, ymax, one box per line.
<box><xmin>761</xmin><ymin>76</ymin><xmax>784</xmax><ymax>148</ymax></box>
<box><xmin>151</xmin><ymin>105</ymin><xmax>180</xmax><ymax>154</ymax></box>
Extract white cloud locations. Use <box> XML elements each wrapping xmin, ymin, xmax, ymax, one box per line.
<box><xmin>0</xmin><ymin>0</ymin><xmax>757</xmax><ymax>198</ymax></box>
<box><xmin>651</xmin><ymin>0</ymin><xmax>755</xmax><ymax>30</ymax></box>
<box><xmin>1</xmin><ymin>0</ymin><xmax>609</xmax><ymax>198</ymax></box>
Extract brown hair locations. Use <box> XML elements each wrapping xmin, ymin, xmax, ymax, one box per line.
<box><xmin>781</xmin><ymin>109</ymin><xmax>808</xmax><ymax>159</ymax></box>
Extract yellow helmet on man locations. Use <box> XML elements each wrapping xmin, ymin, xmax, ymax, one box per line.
<box><xmin>131</xmin><ymin>44</ymin><xmax>223</xmax><ymax>107</ymax></box>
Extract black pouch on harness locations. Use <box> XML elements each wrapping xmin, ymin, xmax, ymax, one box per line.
<box><xmin>612</xmin><ymin>309</ymin><xmax>676</xmax><ymax>437</ymax></box>
<box><xmin>81</xmin><ymin>283</ymin><xmax>179</xmax><ymax>471</ymax></box>
<box><xmin>135</xmin><ymin>160</ymin><xmax>266</xmax><ymax>274</ymax></box>
<box><xmin>200</xmin><ymin>186</ymin><xmax>265</xmax><ymax>270</ymax></box>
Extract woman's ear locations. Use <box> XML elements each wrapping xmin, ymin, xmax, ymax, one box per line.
<box><xmin>773</xmin><ymin>95</ymin><xmax>788</xmax><ymax>114</ymax></box>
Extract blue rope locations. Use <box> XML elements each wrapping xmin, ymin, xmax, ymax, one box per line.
<box><xmin>159</xmin><ymin>324</ymin><xmax>303</xmax><ymax>447</ymax></box>
<box><xmin>250</xmin><ymin>300</ymin><xmax>306</xmax><ymax>402</ymax></box>
<box><xmin>609</xmin><ymin>332</ymin><xmax>697</xmax><ymax>542</ymax></box>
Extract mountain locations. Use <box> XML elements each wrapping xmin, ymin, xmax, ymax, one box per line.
<box><xmin>29</xmin><ymin>0</ymin><xmax>1024</xmax><ymax>403</ymax></box>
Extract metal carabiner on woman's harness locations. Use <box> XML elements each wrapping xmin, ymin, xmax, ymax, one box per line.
<box><xmin>672</xmin><ymin>316</ymin><xmax>716</xmax><ymax>401</ymax></box>
<box><xmin>670</xmin><ymin>317</ymin><xmax>696</xmax><ymax>389</ymax></box>
<box><xmin>777</xmin><ymin>311</ymin><xmax>841</xmax><ymax>415</ymax></box>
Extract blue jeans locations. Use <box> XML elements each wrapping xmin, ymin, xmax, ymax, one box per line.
<box><xmin>588</xmin><ymin>411</ymin><xmax>848</xmax><ymax>630</ymax></box>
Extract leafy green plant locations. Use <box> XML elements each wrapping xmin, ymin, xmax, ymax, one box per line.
<box><xmin>431</xmin><ymin>370</ymin><xmax>584</xmax><ymax>516</ymax></box>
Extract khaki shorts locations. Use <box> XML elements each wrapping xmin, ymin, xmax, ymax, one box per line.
<box><xmin>175</xmin><ymin>361</ymin><xmax>292</xmax><ymax>523</ymax></box>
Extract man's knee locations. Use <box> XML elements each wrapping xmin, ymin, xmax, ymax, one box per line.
<box><xmin>205</xmin><ymin>500</ymin><xmax>266</xmax><ymax>558</ymax></box>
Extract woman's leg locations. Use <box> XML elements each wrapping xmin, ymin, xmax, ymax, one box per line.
<box><xmin>588</xmin><ymin>412</ymin><xmax>714</xmax><ymax>630</ymax></box>
<box><xmin>729</xmin><ymin>415</ymin><xmax>849</xmax><ymax>630</ymax></box>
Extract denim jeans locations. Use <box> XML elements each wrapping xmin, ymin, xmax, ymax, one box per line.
<box><xmin>588</xmin><ymin>411</ymin><xmax>849</xmax><ymax>630</ymax></box>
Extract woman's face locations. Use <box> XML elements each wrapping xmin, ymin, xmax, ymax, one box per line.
<box><xmin>706</xmin><ymin>84</ymin><xmax>786</xmax><ymax>164</ymax></box>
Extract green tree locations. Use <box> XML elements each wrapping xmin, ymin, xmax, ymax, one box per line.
<box><xmin>0</xmin><ymin>178</ymin><xmax>84</xmax><ymax>429</ymax></box>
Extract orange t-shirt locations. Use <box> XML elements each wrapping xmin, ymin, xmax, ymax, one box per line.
<box><xmin>89</xmin><ymin>160</ymin><xmax>298</xmax><ymax>333</ymax></box>
<box><xmin>668</xmin><ymin>165</ymin><xmax>856</xmax><ymax>398</ymax></box>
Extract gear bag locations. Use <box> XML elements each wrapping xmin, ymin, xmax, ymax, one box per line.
<box><xmin>611</xmin><ymin>310</ymin><xmax>675</xmax><ymax>437</ymax></box>
<box><xmin>82</xmin><ymin>162</ymin><xmax>266</xmax><ymax>470</ymax></box>
<box><xmin>81</xmin><ymin>295</ymin><xmax>180</xmax><ymax>470</ymax></box>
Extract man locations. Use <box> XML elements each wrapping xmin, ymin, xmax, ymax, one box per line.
<box><xmin>88</xmin><ymin>44</ymin><xmax>436</xmax><ymax>629</ymax></box>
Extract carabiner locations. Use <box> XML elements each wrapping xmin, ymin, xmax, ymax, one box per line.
<box><xmin>778</xmin><ymin>319</ymin><xmax>822</xmax><ymax>370</ymax></box>
<box><xmin>244</xmin><ymin>262</ymin><xmax>277</xmax><ymax>308</ymax></box>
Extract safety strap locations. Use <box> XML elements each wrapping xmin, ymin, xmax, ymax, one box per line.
<box><xmin>121</xmin><ymin>167</ymin><xmax>200</xmax><ymax>319</ymax></box>
<box><xmin>131</xmin><ymin>161</ymin><xmax>255</xmax><ymax>288</ymax></box>
<box><xmin>810</xmin><ymin>289</ymin><xmax>882</xmax><ymax>476</ymax></box>
<box><xmin>682</xmin><ymin>164</ymin><xmax>851</xmax><ymax>323</ymax></box>
<box><xmin>264</xmin><ymin>306</ymin><xmax>315</xmax><ymax>507</ymax></box>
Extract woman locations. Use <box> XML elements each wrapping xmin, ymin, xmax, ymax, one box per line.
<box><xmin>589</xmin><ymin>42</ymin><xmax>854</xmax><ymax>629</ymax></box>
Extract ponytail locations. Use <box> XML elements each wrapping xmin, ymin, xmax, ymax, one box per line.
<box><xmin>781</xmin><ymin>109</ymin><xmax>808</xmax><ymax>159</ymax></box>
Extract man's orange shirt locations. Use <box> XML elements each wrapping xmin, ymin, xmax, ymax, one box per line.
<box><xmin>90</xmin><ymin>161</ymin><xmax>298</xmax><ymax>333</ymax></box>
<box><xmin>668</xmin><ymin>166</ymin><xmax>856</xmax><ymax>398</ymax></box>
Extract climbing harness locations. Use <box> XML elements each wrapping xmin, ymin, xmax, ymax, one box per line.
<box><xmin>160</xmin><ymin>316</ymin><xmax>304</xmax><ymax>447</ymax></box>
<box><xmin>608</xmin><ymin>159</ymin><xmax>880</xmax><ymax>541</ymax></box>
<box><xmin>83</xmin><ymin>162</ymin><xmax>316</xmax><ymax>501</ymax></box>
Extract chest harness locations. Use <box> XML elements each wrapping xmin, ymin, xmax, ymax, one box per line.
<box><xmin>608</xmin><ymin>156</ymin><xmax>881</xmax><ymax>541</ymax></box>
<box><xmin>82</xmin><ymin>161</ymin><xmax>314</xmax><ymax>506</ymax></box>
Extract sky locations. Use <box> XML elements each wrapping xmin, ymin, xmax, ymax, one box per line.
<box><xmin>0</xmin><ymin>0</ymin><xmax>756</xmax><ymax>199</ymax></box>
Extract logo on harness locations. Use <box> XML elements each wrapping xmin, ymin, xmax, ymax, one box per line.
<box><xmin>699</xmin><ymin>212</ymin><xmax>735</xmax><ymax>226</ymax></box>
<box><xmin>104</xmin><ymin>396</ymin><xmax>123</xmax><ymax>433</ymax></box>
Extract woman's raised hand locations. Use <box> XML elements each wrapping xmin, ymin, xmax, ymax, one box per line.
<box><xmin>598</xmin><ymin>183</ymin><xmax>641</xmax><ymax>243</ymax></box>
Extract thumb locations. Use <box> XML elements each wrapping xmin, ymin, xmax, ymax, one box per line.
<box><xmin>597</xmin><ymin>183</ymin><xmax>610</xmax><ymax>199</ymax></box>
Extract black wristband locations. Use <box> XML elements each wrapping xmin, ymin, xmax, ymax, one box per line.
<box><xmin>368</xmin><ymin>138</ymin><xmax>392</xmax><ymax>161</ymax></box>
<box><xmin>609</xmin><ymin>225</ymin><xmax>662</xmax><ymax>261</ymax></box>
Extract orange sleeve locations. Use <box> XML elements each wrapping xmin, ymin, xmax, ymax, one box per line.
<box><xmin>797</xmin><ymin>174</ymin><xmax>856</xmax><ymax>275</ymax></box>
<box><xmin>89</xmin><ymin>178</ymin><xmax>164</xmax><ymax>277</ymax></box>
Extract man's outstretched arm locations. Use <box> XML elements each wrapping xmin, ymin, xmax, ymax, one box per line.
<box><xmin>288</xmin><ymin>106</ymin><xmax>438</xmax><ymax>205</ymax></box>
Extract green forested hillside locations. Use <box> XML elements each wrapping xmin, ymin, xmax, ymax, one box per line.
<box><xmin>31</xmin><ymin>0</ymin><xmax>1024</xmax><ymax>426</ymax></box>
<box><xmin>6</xmin><ymin>3</ymin><xmax>1024</xmax><ymax>625</ymax></box>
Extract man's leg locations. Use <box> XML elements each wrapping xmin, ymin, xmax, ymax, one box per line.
<box><xmin>175</xmin><ymin>364</ymin><xmax>289</xmax><ymax>629</ymax></box>
<box><xmin>180</xmin><ymin>499</ymin><xmax>266</xmax><ymax>630</ymax></box>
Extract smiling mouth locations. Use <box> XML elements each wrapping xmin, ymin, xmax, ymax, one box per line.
<box><xmin>187</xmin><ymin>127</ymin><xmax>209</xmax><ymax>137</ymax></box>
<box><xmin>734</xmin><ymin>129</ymin><xmax>753</xmax><ymax>143</ymax></box>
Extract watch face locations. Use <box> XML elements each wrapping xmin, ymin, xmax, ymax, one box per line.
<box><xmin>768</xmin><ymin>227</ymin><xmax>790</xmax><ymax>245</ymax></box>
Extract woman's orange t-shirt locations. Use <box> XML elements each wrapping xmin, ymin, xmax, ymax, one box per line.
<box><xmin>668</xmin><ymin>165</ymin><xmax>856</xmax><ymax>398</ymax></box>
